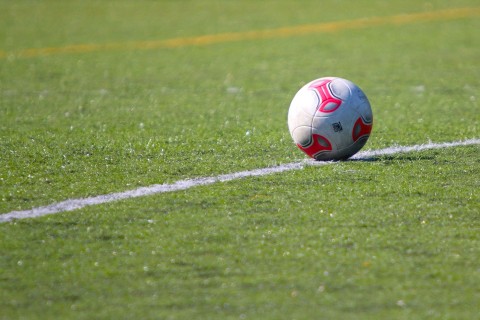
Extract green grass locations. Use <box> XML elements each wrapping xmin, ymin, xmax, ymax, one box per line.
<box><xmin>1</xmin><ymin>0</ymin><xmax>479</xmax><ymax>319</ymax></box>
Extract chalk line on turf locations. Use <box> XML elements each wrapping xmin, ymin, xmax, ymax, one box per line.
<box><xmin>0</xmin><ymin>138</ymin><xmax>479</xmax><ymax>223</ymax></box>
<box><xmin>2</xmin><ymin>6</ymin><xmax>479</xmax><ymax>59</ymax></box>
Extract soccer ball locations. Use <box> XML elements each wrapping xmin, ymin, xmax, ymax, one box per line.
<box><xmin>287</xmin><ymin>77</ymin><xmax>373</xmax><ymax>161</ymax></box>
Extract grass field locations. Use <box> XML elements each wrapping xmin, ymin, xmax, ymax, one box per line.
<box><xmin>1</xmin><ymin>1</ymin><xmax>479</xmax><ymax>319</ymax></box>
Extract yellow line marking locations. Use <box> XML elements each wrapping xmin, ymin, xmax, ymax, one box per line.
<box><xmin>1</xmin><ymin>6</ymin><xmax>479</xmax><ymax>59</ymax></box>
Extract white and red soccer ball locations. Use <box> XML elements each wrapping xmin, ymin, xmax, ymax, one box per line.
<box><xmin>287</xmin><ymin>77</ymin><xmax>373</xmax><ymax>161</ymax></box>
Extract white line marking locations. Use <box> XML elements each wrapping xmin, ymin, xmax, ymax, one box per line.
<box><xmin>1</xmin><ymin>138</ymin><xmax>479</xmax><ymax>223</ymax></box>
